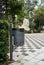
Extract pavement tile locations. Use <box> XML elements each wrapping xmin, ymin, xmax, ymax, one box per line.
<box><xmin>9</xmin><ymin>33</ymin><xmax>44</xmax><ymax>65</ymax></box>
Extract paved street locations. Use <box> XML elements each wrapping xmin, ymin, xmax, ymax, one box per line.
<box><xmin>9</xmin><ymin>33</ymin><xmax>44</xmax><ymax>65</ymax></box>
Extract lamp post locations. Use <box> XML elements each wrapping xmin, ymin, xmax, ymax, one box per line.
<box><xmin>8</xmin><ymin>16</ymin><xmax>13</xmax><ymax>62</ymax></box>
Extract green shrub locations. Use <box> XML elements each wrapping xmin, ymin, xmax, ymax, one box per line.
<box><xmin>0</xmin><ymin>62</ymin><xmax>6</xmax><ymax>65</ymax></box>
<box><xmin>0</xmin><ymin>20</ymin><xmax>9</xmax><ymax>62</ymax></box>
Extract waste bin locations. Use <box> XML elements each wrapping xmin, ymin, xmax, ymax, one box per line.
<box><xmin>12</xmin><ymin>28</ymin><xmax>24</xmax><ymax>46</ymax></box>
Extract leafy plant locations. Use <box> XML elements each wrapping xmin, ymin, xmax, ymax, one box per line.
<box><xmin>33</xmin><ymin>6</ymin><xmax>44</xmax><ymax>32</ymax></box>
<box><xmin>0</xmin><ymin>20</ymin><xmax>9</xmax><ymax>63</ymax></box>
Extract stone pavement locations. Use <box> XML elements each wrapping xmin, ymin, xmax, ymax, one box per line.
<box><xmin>9</xmin><ymin>33</ymin><xmax>44</xmax><ymax>65</ymax></box>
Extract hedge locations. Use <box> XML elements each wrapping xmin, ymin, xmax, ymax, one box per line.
<box><xmin>0</xmin><ymin>19</ymin><xmax>9</xmax><ymax>64</ymax></box>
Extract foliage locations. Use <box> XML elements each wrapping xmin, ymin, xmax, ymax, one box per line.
<box><xmin>0</xmin><ymin>20</ymin><xmax>9</xmax><ymax>62</ymax></box>
<box><xmin>4</xmin><ymin>0</ymin><xmax>24</xmax><ymax>16</ymax></box>
<box><xmin>4</xmin><ymin>0</ymin><xmax>25</xmax><ymax>27</ymax></box>
<box><xmin>13</xmin><ymin>6</ymin><xmax>25</xmax><ymax>27</ymax></box>
<box><xmin>30</xmin><ymin>21</ymin><xmax>36</xmax><ymax>29</ymax></box>
<box><xmin>33</xmin><ymin>6</ymin><xmax>44</xmax><ymax>32</ymax></box>
<box><xmin>17</xmin><ymin>8</ymin><xmax>29</xmax><ymax>25</ymax></box>
<box><xmin>29</xmin><ymin>20</ymin><xmax>37</xmax><ymax>33</ymax></box>
<box><xmin>0</xmin><ymin>62</ymin><xmax>6</xmax><ymax>65</ymax></box>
